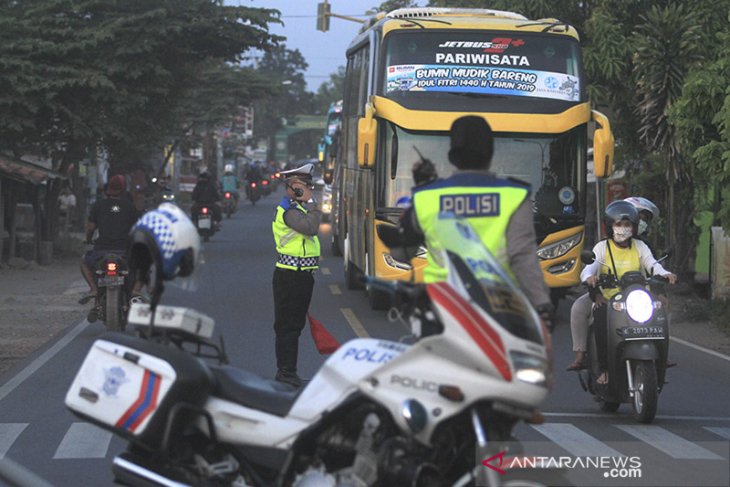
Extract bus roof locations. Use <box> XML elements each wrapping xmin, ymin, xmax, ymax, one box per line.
<box><xmin>349</xmin><ymin>7</ymin><xmax>579</xmax><ymax>53</ymax></box>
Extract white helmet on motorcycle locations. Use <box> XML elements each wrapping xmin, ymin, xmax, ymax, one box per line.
<box><xmin>224</xmin><ymin>164</ymin><xmax>234</xmax><ymax>174</ymax></box>
<box><xmin>623</xmin><ymin>196</ymin><xmax>659</xmax><ymax>236</ymax></box>
<box><xmin>127</xmin><ymin>203</ymin><xmax>201</xmax><ymax>301</ymax></box>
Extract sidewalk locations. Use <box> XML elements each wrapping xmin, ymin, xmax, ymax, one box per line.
<box><xmin>0</xmin><ymin>254</ymin><xmax>88</xmax><ymax>377</ymax></box>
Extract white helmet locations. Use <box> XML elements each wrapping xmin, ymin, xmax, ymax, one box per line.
<box><xmin>624</xmin><ymin>196</ymin><xmax>659</xmax><ymax>220</ymax></box>
<box><xmin>224</xmin><ymin>164</ymin><xmax>234</xmax><ymax>173</ymax></box>
<box><xmin>127</xmin><ymin>203</ymin><xmax>201</xmax><ymax>300</ymax></box>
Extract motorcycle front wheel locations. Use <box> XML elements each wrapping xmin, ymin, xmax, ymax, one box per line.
<box><xmin>632</xmin><ymin>360</ymin><xmax>658</xmax><ymax>423</ymax></box>
<box><xmin>105</xmin><ymin>287</ymin><xmax>122</xmax><ymax>332</ymax></box>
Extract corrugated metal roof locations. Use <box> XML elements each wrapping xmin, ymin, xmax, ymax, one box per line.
<box><xmin>0</xmin><ymin>155</ymin><xmax>66</xmax><ymax>185</ymax></box>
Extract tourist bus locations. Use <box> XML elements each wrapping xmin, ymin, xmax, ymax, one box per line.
<box><xmin>318</xmin><ymin>100</ymin><xmax>343</xmax><ymax>184</ymax></box>
<box><xmin>331</xmin><ymin>7</ymin><xmax>614</xmax><ymax>309</ymax></box>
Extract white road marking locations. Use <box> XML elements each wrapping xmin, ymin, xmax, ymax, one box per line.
<box><xmin>54</xmin><ymin>422</ymin><xmax>112</xmax><ymax>459</ymax></box>
<box><xmin>531</xmin><ymin>423</ymin><xmax>623</xmax><ymax>458</ymax></box>
<box><xmin>0</xmin><ymin>423</ymin><xmax>27</xmax><ymax>459</ymax></box>
<box><xmin>617</xmin><ymin>425</ymin><xmax>723</xmax><ymax>460</ymax></box>
<box><xmin>320</xmin><ymin>267</ymin><xmax>331</xmax><ymax>275</ymax></box>
<box><xmin>669</xmin><ymin>336</ymin><xmax>730</xmax><ymax>363</ymax></box>
<box><xmin>329</xmin><ymin>284</ymin><xmax>341</xmax><ymax>295</ymax></box>
<box><xmin>0</xmin><ymin>319</ymin><xmax>89</xmax><ymax>403</ymax></box>
<box><xmin>704</xmin><ymin>426</ymin><xmax>730</xmax><ymax>441</ymax></box>
<box><xmin>543</xmin><ymin>412</ymin><xmax>730</xmax><ymax>421</ymax></box>
<box><xmin>341</xmin><ymin>308</ymin><xmax>369</xmax><ymax>338</ymax></box>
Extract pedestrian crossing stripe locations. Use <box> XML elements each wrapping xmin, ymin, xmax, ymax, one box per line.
<box><xmin>0</xmin><ymin>421</ymin><xmax>728</xmax><ymax>461</ymax></box>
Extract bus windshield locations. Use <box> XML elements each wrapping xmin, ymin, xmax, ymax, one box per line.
<box><xmin>383</xmin><ymin>31</ymin><xmax>582</xmax><ymax>110</ymax></box>
<box><xmin>380</xmin><ymin>124</ymin><xmax>586</xmax><ymax>221</ymax></box>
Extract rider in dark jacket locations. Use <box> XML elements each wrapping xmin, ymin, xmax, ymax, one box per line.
<box><xmin>191</xmin><ymin>172</ymin><xmax>222</xmax><ymax>222</ymax></box>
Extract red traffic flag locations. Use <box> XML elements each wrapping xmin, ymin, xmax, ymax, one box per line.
<box><xmin>308</xmin><ymin>313</ymin><xmax>340</xmax><ymax>355</ymax></box>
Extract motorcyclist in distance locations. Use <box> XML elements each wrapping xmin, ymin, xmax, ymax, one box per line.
<box><xmin>191</xmin><ymin>171</ymin><xmax>222</xmax><ymax>225</ymax></box>
<box><xmin>576</xmin><ymin>201</ymin><xmax>676</xmax><ymax>385</ymax></box>
<box><xmin>221</xmin><ymin>164</ymin><xmax>239</xmax><ymax>208</ymax></box>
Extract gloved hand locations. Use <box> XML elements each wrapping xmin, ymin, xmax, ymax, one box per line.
<box><xmin>412</xmin><ymin>158</ymin><xmax>438</xmax><ymax>187</ymax></box>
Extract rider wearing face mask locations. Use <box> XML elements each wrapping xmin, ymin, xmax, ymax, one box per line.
<box><xmin>567</xmin><ymin>200</ymin><xmax>676</xmax><ymax>384</ymax></box>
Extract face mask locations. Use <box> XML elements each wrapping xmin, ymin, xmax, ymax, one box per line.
<box><xmin>638</xmin><ymin>220</ymin><xmax>648</xmax><ymax>236</ymax></box>
<box><xmin>613</xmin><ymin>226</ymin><xmax>633</xmax><ymax>243</ymax></box>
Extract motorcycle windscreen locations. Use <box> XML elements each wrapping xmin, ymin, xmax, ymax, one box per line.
<box><xmin>429</xmin><ymin>217</ymin><xmax>543</xmax><ymax>345</ymax></box>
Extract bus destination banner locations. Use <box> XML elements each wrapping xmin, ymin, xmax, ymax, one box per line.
<box><xmin>386</xmin><ymin>64</ymin><xmax>579</xmax><ymax>102</ymax></box>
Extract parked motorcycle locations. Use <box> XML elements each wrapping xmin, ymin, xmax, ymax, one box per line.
<box><xmin>193</xmin><ymin>205</ymin><xmax>216</xmax><ymax>242</ymax></box>
<box><xmin>66</xmin><ymin>218</ymin><xmax>555</xmax><ymax>487</ymax></box>
<box><xmin>246</xmin><ymin>181</ymin><xmax>260</xmax><ymax>205</ymax></box>
<box><xmin>91</xmin><ymin>253</ymin><xmax>130</xmax><ymax>331</ymax></box>
<box><xmin>223</xmin><ymin>191</ymin><xmax>236</xmax><ymax>218</ymax></box>
<box><xmin>577</xmin><ymin>251</ymin><xmax>670</xmax><ymax>423</ymax></box>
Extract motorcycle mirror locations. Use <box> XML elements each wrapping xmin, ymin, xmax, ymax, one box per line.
<box><xmin>580</xmin><ymin>250</ymin><xmax>596</xmax><ymax>265</ymax></box>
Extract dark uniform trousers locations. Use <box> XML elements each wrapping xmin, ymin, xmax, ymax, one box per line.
<box><xmin>273</xmin><ymin>267</ymin><xmax>315</xmax><ymax>372</ymax></box>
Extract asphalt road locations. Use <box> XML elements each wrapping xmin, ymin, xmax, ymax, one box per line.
<box><xmin>0</xmin><ymin>186</ymin><xmax>728</xmax><ymax>487</ymax></box>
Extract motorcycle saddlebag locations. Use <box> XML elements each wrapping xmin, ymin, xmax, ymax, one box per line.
<box><xmin>65</xmin><ymin>332</ymin><xmax>214</xmax><ymax>447</ymax></box>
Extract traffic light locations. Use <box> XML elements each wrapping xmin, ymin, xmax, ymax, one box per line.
<box><xmin>317</xmin><ymin>2</ymin><xmax>331</xmax><ymax>32</ymax></box>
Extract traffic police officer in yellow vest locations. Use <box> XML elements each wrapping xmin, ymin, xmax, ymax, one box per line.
<box><xmin>396</xmin><ymin>116</ymin><xmax>554</xmax><ymax>328</ymax></box>
<box><xmin>272</xmin><ymin>163</ymin><xmax>322</xmax><ymax>387</ymax></box>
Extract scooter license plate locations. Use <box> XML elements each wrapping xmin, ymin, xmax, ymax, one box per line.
<box><xmin>198</xmin><ymin>216</ymin><xmax>211</xmax><ymax>229</ymax></box>
<box><xmin>623</xmin><ymin>326</ymin><xmax>665</xmax><ymax>338</ymax></box>
<box><xmin>98</xmin><ymin>276</ymin><xmax>125</xmax><ymax>287</ymax></box>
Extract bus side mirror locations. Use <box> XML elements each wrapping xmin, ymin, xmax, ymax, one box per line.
<box><xmin>592</xmin><ymin>110</ymin><xmax>614</xmax><ymax>178</ymax></box>
<box><xmin>357</xmin><ymin>103</ymin><xmax>377</xmax><ymax>168</ymax></box>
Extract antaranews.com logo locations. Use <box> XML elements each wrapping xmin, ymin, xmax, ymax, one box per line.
<box><xmin>482</xmin><ymin>451</ymin><xmax>642</xmax><ymax>481</ymax></box>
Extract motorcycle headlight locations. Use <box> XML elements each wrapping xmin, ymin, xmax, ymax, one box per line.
<box><xmin>536</xmin><ymin>232</ymin><xmax>582</xmax><ymax>260</ymax></box>
<box><xmin>625</xmin><ymin>289</ymin><xmax>653</xmax><ymax>323</ymax></box>
<box><xmin>510</xmin><ymin>351</ymin><xmax>548</xmax><ymax>387</ymax></box>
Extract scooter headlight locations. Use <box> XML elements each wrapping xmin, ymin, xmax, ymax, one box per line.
<box><xmin>625</xmin><ymin>289</ymin><xmax>653</xmax><ymax>323</ymax></box>
<box><xmin>510</xmin><ymin>351</ymin><xmax>548</xmax><ymax>387</ymax></box>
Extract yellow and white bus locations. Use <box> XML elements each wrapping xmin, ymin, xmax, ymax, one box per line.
<box><xmin>330</xmin><ymin>7</ymin><xmax>614</xmax><ymax>309</ymax></box>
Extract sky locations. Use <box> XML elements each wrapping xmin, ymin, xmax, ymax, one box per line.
<box><xmin>234</xmin><ymin>0</ymin><xmax>425</xmax><ymax>91</ymax></box>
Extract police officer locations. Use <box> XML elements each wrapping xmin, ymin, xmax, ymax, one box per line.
<box><xmin>394</xmin><ymin>116</ymin><xmax>554</xmax><ymax>326</ymax></box>
<box><xmin>272</xmin><ymin>163</ymin><xmax>322</xmax><ymax>387</ymax></box>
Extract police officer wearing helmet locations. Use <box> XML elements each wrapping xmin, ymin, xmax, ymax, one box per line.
<box><xmin>579</xmin><ymin>200</ymin><xmax>676</xmax><ymax>385</ymax></box>
<box><xmin>272</xmin><ymin>163</ymin><xmax>322</xmax><ymax>387</ymax></box>
<box><xmin>394</xmin><ymin>116</ymin><xmax>554</xmax><ymax>327</ymax></box>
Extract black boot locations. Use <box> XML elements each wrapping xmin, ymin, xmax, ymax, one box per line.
<box><xmin>275</xmin><ymin>368</ymin><xmax>307</xmax><ymax>388</ymax></box>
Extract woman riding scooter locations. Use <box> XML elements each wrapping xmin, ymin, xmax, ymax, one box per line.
<box><xmin>572</xmin><ymin>200</ymin><xmax>676</xmax><ymax>385</ymax></box>
<box><xmin>568</xmin><ymin>196</ymin><xmax>662</xmax><ymax>371</ymax></box>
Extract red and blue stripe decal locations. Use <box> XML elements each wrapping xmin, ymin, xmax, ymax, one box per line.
<box><xmin>427</xmin><ymin>282</ymin><xmax>512</xmax><ymax>381</ymax></box>
<box><xmin>115</xmin><ymin>370</ymin><xmax>161</xmax><ymax>432</ymax></box>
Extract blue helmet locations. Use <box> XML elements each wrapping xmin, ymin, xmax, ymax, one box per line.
<box><xmin>127</xmin><ymin>204</ymin><xmax>200</xmax><ymax>297</ymax></box>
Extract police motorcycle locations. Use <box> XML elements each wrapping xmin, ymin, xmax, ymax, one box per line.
<box><xmin>578</xmin><ymin>251</ymin><xmax>670</xmax><ymax>423</ymax></box>
<box><xmin>66</xmin><ymin>208</ymin><xmax>554</xmax><ymax>487</ymax></box>
<box><xmin>91</xmin><ymin>253</ymin><xmax>131</xmax><ymax>331</ymax></box>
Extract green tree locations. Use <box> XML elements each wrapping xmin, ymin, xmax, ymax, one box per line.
<box><xmin>253</xmin><ymin>45</ymin><xmax>314</xmax><ymax>157</ymax></box>
<box><xmin>0</xmin><ymin>0</ymin><xmax>280</xmax><ymax>240</ymax></box>
<box><xmin>314</xmin><ymin>66</ymin><xmax>345</xmax><ymax>114</ymax></box>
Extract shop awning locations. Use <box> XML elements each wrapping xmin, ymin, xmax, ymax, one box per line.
<box><xmin>0</xmin><ymin>155</ymin><xmax>66</xmax><ymax>185</ymax></box>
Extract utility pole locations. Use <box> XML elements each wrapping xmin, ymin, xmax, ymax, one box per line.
<box><xmin>317</xmin><ymin>0</ymin><xmax>366</xmax><ymax>32</ymax></box>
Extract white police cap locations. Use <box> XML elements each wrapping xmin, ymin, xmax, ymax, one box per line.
<box><xmin>280</xmin><ymin>163</ymin><xmax>315</xmax><ymax>180</ymax></box>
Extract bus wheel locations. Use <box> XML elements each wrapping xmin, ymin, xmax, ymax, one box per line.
<box><xmin>368</xmin><ymin>287</ymin><xmax>391</xmax><ymax>310</ymax></box>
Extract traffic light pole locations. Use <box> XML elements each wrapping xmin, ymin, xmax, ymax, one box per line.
<box><xmin>317</xmin><ymin>0</ymin><xmax>366</xmax><ymax>32</ymax></box>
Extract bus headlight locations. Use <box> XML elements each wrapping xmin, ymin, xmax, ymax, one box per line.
<box><xmin>510</xmin><ymin>351</ymin><xmax>548</xmax><ymax>387</ymax></box>
<box><xmin>536</xmin><ymin>232</ymin><xmax>583</xmax><ymax>260</ymax></box>
<box><xmin>625</xmin><ymin>289</ymin><xmax>653</xmax><ymax>323</ymax></box>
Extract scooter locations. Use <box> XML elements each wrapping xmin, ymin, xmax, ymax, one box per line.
<box><xmin>193</xmin><ymin>205</ymin><xmax>216</xmax><ymax>242</ymax></box>
<box><xmin>91</xmin><ymin>253</ymin><xmax>130</xmax><ymax>331</ymax></box>
<box><xmin>223</xmin><ymin>191</ymin><xmax>236</xmax><ymax>218</ymax></box>
<box><xmin>66</xmin><ymin>218</ymin><xmax>554</xmax><ymax>486</ymax></box>
<box><xmin>578</xmin><ymin>251</ymin><xmax>670</xmax><ymax>423</ymax></box>
<box><xmin>246</xmin><ymin>181</ymin><xmax>260</xmax><ymax>205</ymax></box>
